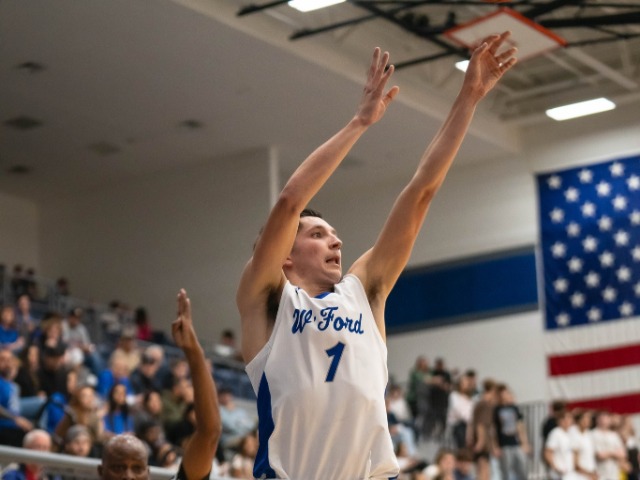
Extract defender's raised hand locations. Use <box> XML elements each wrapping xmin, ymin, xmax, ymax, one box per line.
<box><xmin>463</xmin><ymin>31</ymin><xmax>517</xmax><ymax>99</ymax></box>
<box><xmin>355</xmin><ymin>47</ymin><xmax>400</xmax><ymax>126</ymax></box>
<box><xmin>172</xmin><ymin>289</ymin><xmax>200</xmax><ymax>354</ymax></box>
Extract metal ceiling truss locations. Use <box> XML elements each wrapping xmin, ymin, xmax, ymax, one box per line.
<box><xmin>237</xmin><ymin>0</ymin><xmax>640</xmax><ymax>70</ymax></box>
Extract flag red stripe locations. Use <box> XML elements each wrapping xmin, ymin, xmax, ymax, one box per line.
<box><xmin>567</xmin><ymin>392</ymin><xmax>640</xmax><ymax>415</ymax></box>
<box><xmin>548</xmin><ymin>343</ymin><xmax>640</xmax><ymax>376</ymax></box>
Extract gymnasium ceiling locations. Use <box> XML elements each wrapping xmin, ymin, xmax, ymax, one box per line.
<box><xmin>2</xmin><ymin>0</ymin><xmax>640</xmax><ymax>201</ymax></box>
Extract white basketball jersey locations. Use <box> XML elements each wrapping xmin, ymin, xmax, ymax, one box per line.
<box><xmin>246</xmin><ymin>274</ymin><xmax>399</xmax><ymax>480</ymax></box>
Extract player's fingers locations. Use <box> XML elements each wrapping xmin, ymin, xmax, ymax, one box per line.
<box><xmin>368</xmin><ymin>47</ymin><xmax>381</xmax><ymax>79</ymax></box>
<box><xmin>497</xmin><ymin>47</ymin><xmax>517</xmax><ymax>64</ymax></box>
<box><xmin>500</xmin><ymin>57</ymin><xmax>517</xmax><ymax>73</ymax></box>
<box><xmin>489</xmin><ymin>31</ymin><xmax>511</xmax><ymax>54</ymax></box>
<box><xmin>383</xmin><ymin>85</ymin><xmax>400</xmax><ymax>107</ymax></box>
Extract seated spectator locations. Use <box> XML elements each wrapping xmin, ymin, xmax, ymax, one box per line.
<box><xmin>387</xmin><ymin>395</ymin><xmax>419</xmax><ymax>459</ymax></box>
<box><xmin>218</xmin><ymin>387</ymin><xmax>257</xmax><ymax>451</ymax></box>
<box><xmin>134</xmin><ymin>307</ymin><xmax>153</xmax><ymax>342</ymax></box>
<box><xmin>37</xmin><ymin>314</ymin><xmax>66</xmax><ymax>351</ymax></box>
<box><xmin>97</xmin><ymin>356</ymin><xmax>134</xmax><ymax>400</ymax></box>
<box><xmin>62</xmin><ymin>307</ymin><xmax>102</xmax><ymax>375</ymax></box>
<box><xmin>169</xmin><ymin>402</ymin><xmax>196</xmax><ymax>449</ymax></box>
<box><xmin>453</xmin><ymin>449</ymin><xmax>475</xmax><ymax>480</ymax></box>
<box><xmin>134</xmin><ymin>390</ymin><xmax>164</xmax><ymax>433</ymax></box>
<box><xmin>213</xmin><ymin>329</ymin><xmax>243</xmax><ymax>362</ymax></box>
<box><xmin>425</xmin><ymin>448</ymin><xmax>456</xmax><ymax>480</ymax></box>
<box><xmin>0</xmin><ymin>429</ymin><xmax>54</xmax><ymax>480</ymax></box>
<box><xmin>395</xmin><ymin>442</ymin><xmax>428</xmax><ymax>480</ymax></box>
<box><xmin>161</xmin><ymin>376</ymin><xmax>193</xmax><ymax>440</ymax></box>
<box><xmin>100</xmin><ymin>301</ymin><xmax>124</xmax><ymax>343</ymax></box>
<box><xmin>62</xmin><ymin>424</ymin><xmax>97</xmax><ymax>459</ymax></box>
<box><xmin>14</xmin><ymin>294</ymin><xmax>40</xmax><ymax>339</ymax></box>
<box><xmin>109</xmin><ymin>328</ymin><xmax>141</xmax><ymax>373</ymax></box>
<box><xmin>130</xmin><ymin>349</ymin><xmax>164</xmax><ymax>397</ymax></box>
<box><xmin>230</xmin><ymin>432</ymin><xmax>259</xmax><ymax>479</ymax></box>
<box><xmin>0</xmin><ymin>349</ymin><xmax>33</xmax><ymax>447</ymax></box>
<box><xmin>14</xmin><ymin>344</ymin><xmax>42</xmax><ymax>398</ymax></box>
<box><xmin>38</xmin><ymin>343</ymin><xmax>71</xmax><ymax>399</ymax></box>
<box><xmin>0</xmin><ymin>305</ymin><xmax>24</xmax><ymax>352</ymax></box>
<box><xmin>387</xmin><ymin>384</ymin><xmax>413</xmax><ymax>427</ymax></box>
<box><xmin>10</xmin><ymin>264</ymin><xmax>27</xmax><ymax>300</ymax></box>
<box><xmin>54</xmin><ymin>385</ymin><xmax>104</xmax><ymax>451</ymax></box>
<box><xmin>103</xmin><ymin>383</ymin><xmax>134</xmax><ymax>438</ymax></box>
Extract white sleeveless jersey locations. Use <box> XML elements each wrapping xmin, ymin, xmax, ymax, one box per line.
<box><xmin>246</xmin><ymin>274</ymin><xmax>399</xmax><ymax>480</ymax></box>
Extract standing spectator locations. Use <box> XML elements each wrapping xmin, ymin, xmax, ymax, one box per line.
<box><xmin>406</xmin><ymin>356</ymin><xmax>430</xmax><ymax>421</ymax></box>
<box><xmin>0</xmin><ymin>349</ymin><xmax>33</xmax><ymax>446</ymax></box>
<box><xmin>448</xmin><ymin>373</ymin><xmax>474</xmax><ymax>449</ymax></box>
<box><xmin>618</xmin><ymin>415</ymin><xmax>640</xmax><ymax>480</ymax></box>
<box><xmin>493</xmin><ymin>384</ymin><xmax>530</xmax><ymax>480</ymax></box>
<box><xmin>0</xmin><ymin>305</ymin><xmax>24</xmax><ymax>352</ymax></box>
<box><xmin>545</xmin><ymin>410</ymin><xmax>575</xmax><ymax>480</ymax></box>
<box><xmin>571</xmin><ymin>409</ymin><xmax>597</xmax><ymax>480</ymax></box>
<box><xmin>470</xmin><ymin>378</ymin><xmax>498</xmax><ymax>480</ymax></box>
<box><xmin>543</xmin><ymin>400</ymin><xmax>567</xmax><ymax>446</ymax></box>
<box><xmin>424</xmin><ymin>372</ymin><xmax>449</xmax><ymax>442</ymax></box>
<box><xmin>591</xmin><ymin>411</ymin><xmax>626</xmax><ymax>480</ymax></box>
<box><xmin>1</xmin><ymin>429</ymin><xmax>54</xmax><ymax>480</ymax></box>
<box><xmin>432</xmin><ymin>358</ymin><xmax>452</xmax><ymax>387</ymax></box>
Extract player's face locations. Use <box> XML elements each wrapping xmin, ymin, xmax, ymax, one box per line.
<box><xmin>289</xmin><ymin>216</ymin><xmax>343</xmax><ymax>285</ymax></box>
<box><xmin>99</xmin><ymin>444</ymin><xmax>149</xmax><ymax>480</ymax></box>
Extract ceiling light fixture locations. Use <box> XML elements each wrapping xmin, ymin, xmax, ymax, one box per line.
<box><xmin>288</xmin><ymin>0</ymin><xmax>345</xmax><ymax>13</ymax></box>
<box><xmin>545</xmin><ymin>98</ymin><xmax>616</xmax><ymax>121</ymax></box>
<box><xmin>455</xmin><ymin>60</ymin><xmax>469</xmax><ymax>72</ymax></box>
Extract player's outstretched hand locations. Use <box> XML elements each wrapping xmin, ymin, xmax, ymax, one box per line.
<box><xmin>172</xmin><ymin>289</ymin><xmax>201</xmax><ymax>355</ymax></box>
<box><xmin>463</xmin><ymin>31</ymin><xmax>517</xmax><ymax>99</ymax></box>
<box><xmin>355</xmin><ymin>47</ymin><xmax>400</xmax><ymax>127</ymax></box>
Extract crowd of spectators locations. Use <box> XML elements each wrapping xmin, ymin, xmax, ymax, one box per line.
<box><xmin>2</xmin><ymin>265</ymin><xmax>639</xmax><ymax>480</ymax></box>
<box><xmin>542</xmin><ymin>402</ymin><xmax>639</xmax><ymax>480</ymax></box>
<box><xmin>0</xmin><ymin>264</ymin><xmax>258</xmax><ymax>479</ymax></box>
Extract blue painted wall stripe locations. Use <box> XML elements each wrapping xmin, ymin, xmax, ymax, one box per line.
<box><xmin>386</xmin><ymin>247</ymin><xmax>539</xmax><ymax>333</ymax></box>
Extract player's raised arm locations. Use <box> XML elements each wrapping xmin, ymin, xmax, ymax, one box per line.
<box><xmin>237</xmin><ymin>47</ymin><xmax>399</xmax><ymax>362</ymax></box>
<box><xmin>351</xmin><ymin>32</ymin><xmax>517</xmax><ymax>316</ymax></box>
<box><xmin>173</xmin><ymin>289</ymin><xmax>221</xmax><ymax>480</ymax></box>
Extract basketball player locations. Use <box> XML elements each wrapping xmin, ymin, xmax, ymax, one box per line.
<box><xmin>237</xmin><ymin>33</ymin><xmax>517</xmax><ymax>479</ymax></box>
<box><xmin>99</xmin><ymin>289</ymin><xmax>220</xmax><ymax>480</ymax></box>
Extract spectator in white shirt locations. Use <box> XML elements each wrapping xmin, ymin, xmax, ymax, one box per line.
<box><xmin>545</xmin><ymin>410</ymin><xmax>575</xmax><ymax>480</ymax></box>
<box><xmin>591</xmin><ymin>411</ymin><xmax>626</xmax><ymax>480</ymax></box>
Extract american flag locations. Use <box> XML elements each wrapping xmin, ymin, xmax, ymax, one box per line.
<box><xmin>537</xmin><ymin>154</ymin><xmax>640</xmax><ymax>414</ymax></box>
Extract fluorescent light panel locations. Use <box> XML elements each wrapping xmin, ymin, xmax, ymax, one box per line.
<box><xmin>288</xmin><ymin>0</ymin><xmax>345</xmax><ymax>12</ymax></box>
<box><xmin>455</xmin><ymin>60</ymin><xmax>469</xmax><ymax>72</ymax></box>
<box><xmin>546</xmin><ymin>97</ymin><xmax>616</xmax><ymax>121</ymax></box>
